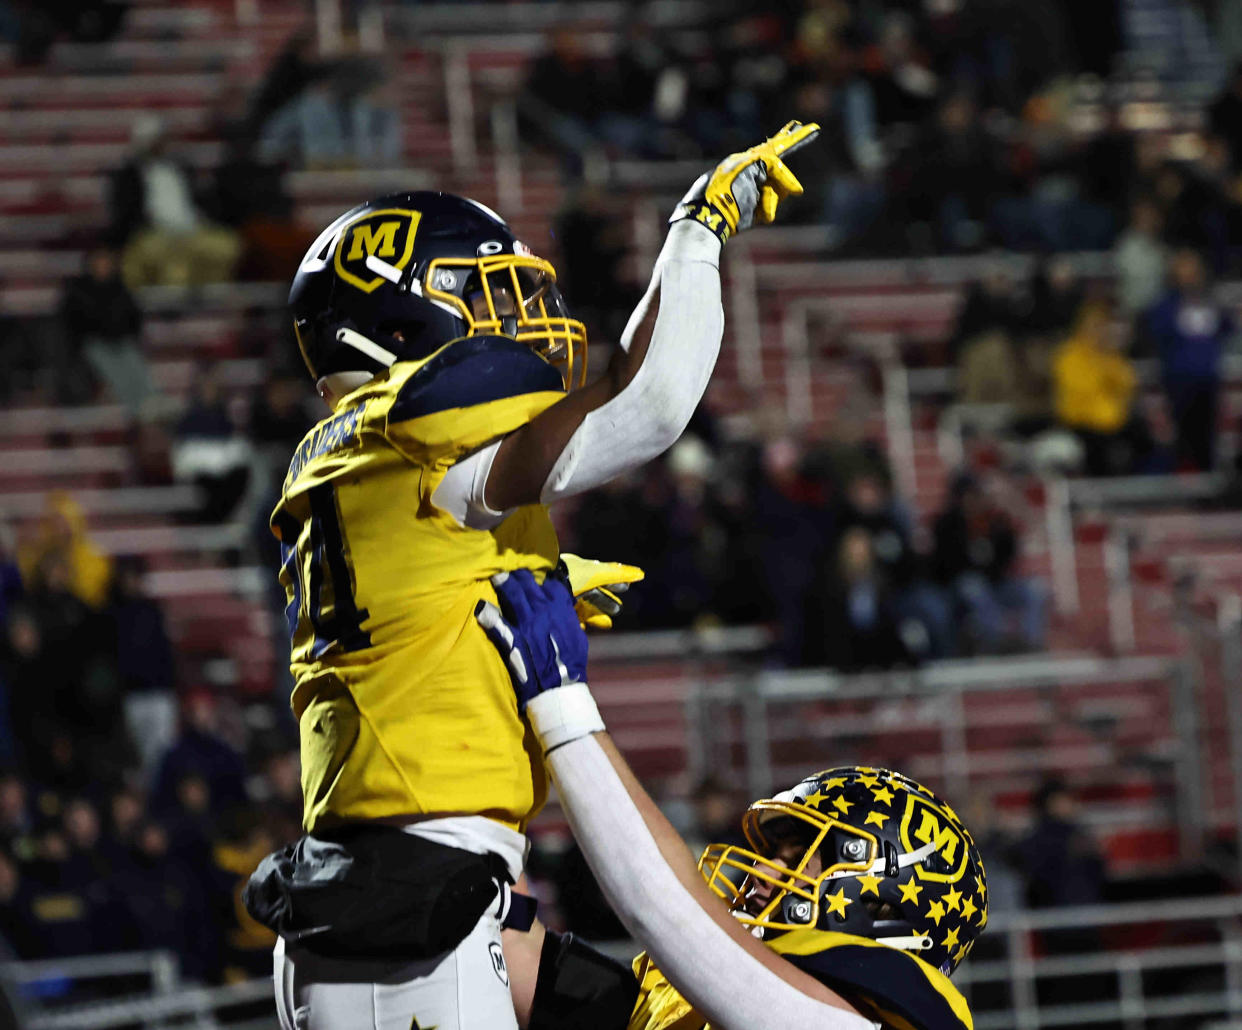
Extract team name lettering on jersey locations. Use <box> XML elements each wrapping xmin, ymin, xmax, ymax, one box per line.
<box><xmin>287</xmin><ymin>405</ymin><xmax>362</xmax><ymax>485</ymax></box>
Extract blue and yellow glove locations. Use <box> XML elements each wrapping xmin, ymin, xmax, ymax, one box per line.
<box><xmin>475</xmin><ymin>570</ymin><xmax>603</xmax><ymax>751</ymax></box>
<box><xmin>558</xmin><ymin>553</ymin><xmax>644</xmax><ymax>631</ymax></box>
<box><xmin>669</xmin><ymin>120</ymin><xmax>821</xmax><ymax>244</ymax></box>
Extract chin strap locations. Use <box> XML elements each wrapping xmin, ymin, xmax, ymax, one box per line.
<box><xmin>336</xmin><ymin>326</ymin><xmax>397</xmax><ymax>368</ymax></box>
<box><xmin>874</xmin><ymin>934</ymin><xmax>934</xmax><ymax>952</ymax></box>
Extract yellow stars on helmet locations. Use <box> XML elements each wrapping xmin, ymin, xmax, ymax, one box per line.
<box><xmin>823</xmin><ymin>777</ymin><xmax>849</xmax><ymax>790</ymax></box>
<box><xmin>870</xmin><ymin>786</ymin><xmax>895</xmax><ymax>806</ymax></box>
<box><xmin>863</xmin><ymin>811</ymin><xmax>889</xmax><ymax>829</ymax></box>
<box><xmin>942</xmin><ymin>926</ymin><xmax>960</xmax><ymax>951</ymax></box>
<box><xmin>802</xmin><ymin>789</ymin><xmax>831</xmax><ymax>807</ymax></box>
<box><xmin>943</xmin><ymin>886</ymin><xmax>963</xmax><ymax>912</ymax></box>
<box><xmin>961</xmin><ymin>895</ymin><xmax>978</xmax><ymax>921</ymax></box>
<box><xmin>824</xmin><ymin>886</ymin><xmax>852</xmax><ymax>919</ymax></box>
<box><xmin>898</xmin><ymin>879</ymin><xmax>923</xmax><ymax>905</ymax></box>
<box><xmin>856</xmin><ymin>773</ymin><xmax>880</xmax><ymax>789</ymax></box>
<box><xmin>953</xmin><ymin>943</ymin><xmax>970</xmax><ymax>966</ymax></box>
<box><xmin>926</xmin><ymin>900</ymin><xmax>946</xmax><ymax>926</ymax></box>
<box><xmin>831</xmin><ymin>795</ymin><xmax>854</xmax><ymax>815</ymax></box>
<box><xmin>857</xmin><ymin>874</ymin><xmax>884</xmax><ymax>897</ymax></box>
<box><xmin>975</xmin><ymin>875</ymin><xmax>987</xmax><ymax>899</ymax></box>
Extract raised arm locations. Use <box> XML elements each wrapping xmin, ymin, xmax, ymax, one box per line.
<box><xmin>476</xmin><ymin>571</ymin><xmax>873</xmax><ymax>1030</ymax></box>
<box><xmin>482</xmin><ymin>121</ymin><xmax>819</xmax><ymax>512</ymax></box>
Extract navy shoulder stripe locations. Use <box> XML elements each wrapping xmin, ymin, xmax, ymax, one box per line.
<box><xmin>786</xmin><ymin>944</ymin><xmax>968</xmax><ymax>1030</ymax></box>
<box><xmin>389</xmin><ymin>335</ymin><xmax>564</xmax><ymax>422</ymax></box>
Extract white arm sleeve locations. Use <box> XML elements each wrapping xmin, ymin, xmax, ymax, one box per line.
<box><xmin>546</xmin><ymin>735</ymin><xmax>876</xmax><ymax>1030</ymax></box>
<box><xmin>540</xmin><ymin>221</ymin><xmax>725</xmax><ymax>504</ymax></box>
<box><xmin>431</xmin><ymin>439</ymin><xmax>508</xmax><ymax>530</ymax></box>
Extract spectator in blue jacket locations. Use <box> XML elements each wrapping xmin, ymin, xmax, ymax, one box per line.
<box><xmin>1146</xmin><ymin>248</ymin><xmax>1235</xmax><ymax>470</ymax></box>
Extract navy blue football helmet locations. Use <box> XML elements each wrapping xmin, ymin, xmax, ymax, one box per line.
<box><xmin>289</xmin><ymin>191</ymin><xmax>587</xmax><ymax>388</ymax></box>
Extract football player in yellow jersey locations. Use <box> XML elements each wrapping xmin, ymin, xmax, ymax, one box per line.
<box><xmin>250</xmin><ymin>122</ymin><xmax>821</xmax><ymax>1030</ymax></box>
<box><xmin>474</xmin><ymin>570</ymin><xmax>986</xmax><ymax>1030</ymax></box>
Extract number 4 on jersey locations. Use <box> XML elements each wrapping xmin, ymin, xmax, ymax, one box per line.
<box><xmin>274</xmin><ymin>484</ymin><xmax>371</xmax><ymax>658</ymax></box>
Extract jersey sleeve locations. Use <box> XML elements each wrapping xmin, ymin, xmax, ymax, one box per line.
<box><xmin>381</xmin><ymin>335</ymin><xmax>566</xmax><ymax>466</ymax></box>
<box><xmin>769</xmin><ymin>931</ymin><xmax>973</xmax><ymax>1030</ymax></box>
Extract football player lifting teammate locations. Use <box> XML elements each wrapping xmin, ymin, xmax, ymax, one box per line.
<box><xmin>246</xmin><ymin>121</ymin><xmax>820</xmax><ymax>1029</ymax></box>
<box><xmin>477</xmin><ymin>570</ymin><xmax>988</xmax><ymax>1030</ymax></box>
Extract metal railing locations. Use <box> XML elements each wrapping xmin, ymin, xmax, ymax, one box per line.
<box><xmin>961</xmin><ymin>894</ymin><xmax>1242</xmax><ymax>1030</ymax></box>
<box><xmin>24</xmin><ymin>979</ymin><xmax>273</xmax><ymax>1030</ymax></box>
<box><xmin>687</xmin><ymin>654</ymin><xmax>1204</xmax><ymax>862</ymax></box>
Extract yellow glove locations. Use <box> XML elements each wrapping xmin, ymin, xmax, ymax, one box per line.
<box><xmin>669</xmin><ymin>120</ymin><xmax>821</xmax><ymax>243</ymax></box>
<box><xmin>557</xmin><ymin>553</ymin><xmax>645</xmax><ymax>631</ymax></box>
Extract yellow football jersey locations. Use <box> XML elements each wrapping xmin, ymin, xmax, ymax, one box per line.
<box><xmin>270</xmin><ymin>334</ymin><xmax>566</xmax><ymax>833</ymax></box>
<box><xmin>628</xmin><ymin>931</ymin><xmax>973</xmax><ymax>1030</ymax></box>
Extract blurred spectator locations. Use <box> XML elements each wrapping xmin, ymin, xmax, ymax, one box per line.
<box><xmin>803</xmin><ymin>526</ymin><xmax>911</xmax><ymax>672</ymax></box>
<box><xmin>0</xmin><ymin>848</ymin><xmax>38</xmax><ymax>958</ymax></box>
<box><xmin>787</xmin><ymin>74</ymin><xmax>886</xmax><ymax>251</ymax></box>
<box><xmin>108</xmin><ymin>557</ymin><xmax>177</xmax><ymax>776</ymax></box>
<box><xmin>521</xmin><ymin>29</ymin><xmax>659</xmax><ymax>176</ymax></box>
<box><xmin>554</xmin><ymin>188</ymin><xmax>643</xmax><ymax>343</ymax></box>
<box><xmin>1146</xmin><ymin>248</ymin><xmax>1234</xmax><ymax>470</ymax></box>
<box><xmin>837</xmin><ymin>469</ymin><xmax>953</xmax><ymax>659</ymax></box>
<box><xmin>151</xmin><ymin>691</ymin><xmax>248</xmax><ymax>823</ymax></box>
<box><xmin>109</xmin><ymin>116</ymin><xmax>242</xmax><ymax>288</ymax></box>
<box><xmin>1052</xmin><ymin>298</ymin><xmax>1152</xmax><ymax>477</ymax></box>
<box><xmin>1028</xmin><ymin>255</ymin><xmax>1085</xmax><ymax>339</ymax></box>
<box><xmin>58</xmin><ymin>245</ymin><xmax>154</xmax><ymax>417</ymax></box>
<box><xmin>1016</xmin><ymin>780</ymin><xmax>1106</xmax><ymax>976</ymax></box>
<box><xmin>753</xmin><ymin>436</ymin><xmax>832</xmax><ymax>666</ymax></box>
<box><xmin>241</xmin><ymin>30</ymin><xmax>324</xmax><ymax>145</ymax></box>
<box><xmin>21</xmin><ymin>551</ymin><xmax>129</xmax><ymax>785</ymax></box>
<box><xmin>1209</xmin><ymin>62</ymin><xmax>1242</xmax><ymax>173</ymax></box>
<box><xmin>172</xmin><ymin>367</ymin><xmax>253</xmax><ymax>523</ymax></box>
<box><xmin>683</xmin><ymin>776</ymin><xmax>746</xmax><ymax>859</ymax></box>
<box><xmin>0</xmin><ymin>775</ymin><xmax>33</xmax><ymax>862</ymax></box>
<box><xmin>113</xmin><ymin>819</ymin><xmax>216</xmax><ymax>981</ymax></box>
<box><xmin>1114</xmin><ymin>197</ymin><xmax>1168</xmax><ymax>321</ymax></box>
<box><xmin>210</xmin><ymin>810</ymin><xmax>278</xmax><ymax>981</ymax></box>
<box><xmin>951</xmin><ymin>259</ymin><xmax>1025</xmax><ymax>407</ymax></box>
<box><xmin>861</xmin><ymin>9</ymin><xmax>939</xmax><ymax>129</ymax></box>
<box><xmin>253</xmin><ymin>747</ymin><xmax>302</xmax><ymax>846</ymax></box>
<box><xmin>60</xmin><ymin>798</ymin><xmax>110</xmax><ymax>885</ymax></box>
<box><xmin>250</xmin><ymin>373</ymin><xmax>313</xmax><ymax>459</ymax></box>
<box><xmin>8</xmin><ymin>0</ymin><xmax>126</xmax><ymax>64</ymax></box>
<box><xmin>932</xmin><ymin>473</ymin><xmax>1045</xmax><ymax>653</ymax></box>
<box><xmin>17</xmin><ymin>493</ymin><xmax>112</xmax><ymax>610</ymax></box>
<box><xmin>949</xmin><ymin>258</ymin><xmax>1024</xmax><ymax>362</ymax></box>
<box><xmin>638</xmin><ymin>436</ymin><xmax>730</xmax><ymax>628</ymax></box>
<box><xmin>261</xmin><ymin>49</ymin><xmax>401</xmax><ymax>169</ymax></box>
<box><xmin>213</xmin><ymin>140</ymin><xmax>307</xmax><ymax>282</ymax></box>
<box><xmin>911</xmin><ymin>91</ymin><xmax>1000</xmax><ymax>252</ymax></box>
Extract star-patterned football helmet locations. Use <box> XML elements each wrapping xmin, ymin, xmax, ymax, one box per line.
<box><xmin>699</xmin><ymin>767</ymin><xmax>987</xmax><ymax>976</ymax></box>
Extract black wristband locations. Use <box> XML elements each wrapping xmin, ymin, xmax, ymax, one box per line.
<box><xmin>529</xmin><ymin>930</ymin><xmax>640</xmax><ymax>1030</ymax></box>
<box><xmin>669</xmin><ymin>199</ymin><xmax>733</xmax><ymax>244</ymax></box>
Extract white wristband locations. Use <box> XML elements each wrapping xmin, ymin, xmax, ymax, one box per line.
<box><xmin>526</xmin><ymin>683</ymin><xmax>605</xmax><ymax>752</ymax></box>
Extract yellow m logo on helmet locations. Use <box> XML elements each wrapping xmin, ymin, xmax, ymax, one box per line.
<box><xmin>914</xmin><ymin>809</ymin><xmax>959</xmax><ymax>864</ymax></box>
<box><xmin>333</xmin><ymin>209</ymin><xmax>422</xmax><ymax>294</ymax></box>
<box><xmin>347</xmin><ymin>221</ymin><xmax>402</xmax><ymax>261</ymax></box>
<box><xmin>899</xmin><ymin>795</ymin><xmax>968</xmax><ymax>883</ymax></box>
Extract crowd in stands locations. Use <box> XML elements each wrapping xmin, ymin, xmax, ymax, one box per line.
<box><xmin>0</xmin><ymin>496</ymin><xmax>305</xmax><ymax>981</ymax></box>
<box><xmin>947</xmin><ymin>236</ymin><xmax>1237</xmax><ymax>478</ymax></box>
<box><xmin>560</xmin><ymin>416</ymin><xmax>1045</xmax><ymax>663</ymax></box>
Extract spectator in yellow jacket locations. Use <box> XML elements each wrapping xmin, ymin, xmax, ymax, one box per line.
<box><xmin>1052</xmin><ymin>298</ymin><xmax>1150</xmax><ymax>476</ymax></box>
